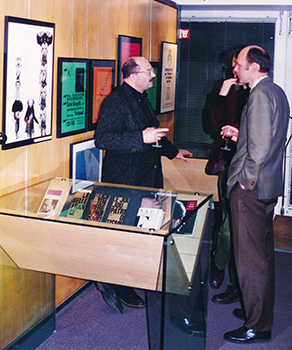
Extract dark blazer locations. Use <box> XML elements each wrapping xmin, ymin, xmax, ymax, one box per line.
<box><xmin>227</xmin><ymin>77</ymin><xmax>290</xmax><ymax>200</ymax></box>
<box><xmin>95</xmin><ymin>83</ymin><xmax>178</xmax><ymax>188</ymax></box>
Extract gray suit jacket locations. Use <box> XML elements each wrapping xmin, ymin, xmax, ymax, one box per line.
<box><xmin>227</xmin><ymin>76</ymin><xmax>289</xmax><ymax>200</ymax></box>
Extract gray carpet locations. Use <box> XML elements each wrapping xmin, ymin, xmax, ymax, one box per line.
<box><xmin>35</xmin><ymin>250</ymin><xmax>292</xmax><ymax>350</ymax></box>
<box><xmin>207</xmin><ymin>250</ymin><xmax>292</xmax><ymax>350</ymax></box>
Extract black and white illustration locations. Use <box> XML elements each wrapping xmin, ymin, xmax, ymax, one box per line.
<box><xmin>2</xmin><ymin>17</ymin><xmax>55</xmax><ymax>149</ymax></box>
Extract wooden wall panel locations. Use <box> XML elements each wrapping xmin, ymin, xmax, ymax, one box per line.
<box><xmin>30</xmin><ymin>0</ymin><xmax>56</xmax><ymax>22</ymax></box>
<box><xmin>54</xmin><ymin>0</ymin><xmax>71</xmax><ymax>57</ymax></box>
<box><xmin>101</xmin><ymin>0</ymin><xmax>129</xmax><ymax>59</ymax></box>
<box><xmin>73</xmin><ymin>0</ymin><xmax>87</xmax><ymax>57</ymax></box>
<box><xmin>129</xmin><ymin>0</ymin><xmax>150</xmax><ymax>59</ymax></box>
<box><xmin>0</xmin><ymin>148</ymin><xmax>27</xmax><ymax>196</ymax></box>
<box><xmin>151</xmin><ymin>1</ymin><xmax>170</xmax><ymax>61</ymax></box>
<box><xmin>167</xmin><ymin>6</ymin><xmax>177</xmax><ymax>43</ymax></box>
<box><xmin>3</xmin><ymin>0</ymin><xmax>28</xmax><ymax>18</ymax></box>
<box><xmin>88</xmin><ymin>0</ymin><xmax>102</xmax><ymax>59</ymax></box>
<box><xmin>26</xmin><ymin>139</ymin><xmax>70</xmax><ymax>186</ymax></box>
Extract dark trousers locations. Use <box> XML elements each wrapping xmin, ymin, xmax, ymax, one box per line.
<box><xmin>230</xmin><ymin>183</ymin><xmax>276</xmax><ymax>331</ymax></box>
<box><xmin>215</xmin><ymin>158</ymin><xmax>237</xmax><ymax>284</ymax></box>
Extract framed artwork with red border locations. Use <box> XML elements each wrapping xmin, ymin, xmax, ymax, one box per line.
<box><xmin>117</xmin><ymin>35</ymin><xmax>142</xmax><ymax>86</ymax></box>
<box><xmin>88</xmin><ymin>59</ymin><xmax>115</xmax><ymax>131</ymax></box>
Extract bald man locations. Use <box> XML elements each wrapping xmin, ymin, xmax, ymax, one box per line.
<box><xmin>223</xmin><ymin>46</ymin><xmax>289</xmax><ymax>343</ymax></box>
<box><xmin>95</xmin><ymin>56</ymin><xmax>192</xmax><ymax>313</ymax></box>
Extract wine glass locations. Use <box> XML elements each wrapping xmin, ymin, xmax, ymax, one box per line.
<box><xmin>152</xmin><ymin>127</ymin><xmax>162</xmax><ymax>148</ymax></box>
<box><xmin>221</xmin><ymin>128</ymin><xmax>232</xmax><ymax>151</ymax></box>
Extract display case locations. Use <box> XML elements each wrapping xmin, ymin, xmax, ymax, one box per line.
<box><xmin>0</xmin><ymin>178</ymin><xmax>213</xmax><ymax>350</ymax></box>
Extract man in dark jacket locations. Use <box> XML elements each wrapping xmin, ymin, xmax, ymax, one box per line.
<box><xmin>94</xmin><ymin>56</ymin><xmax>192</xmax><ymax>312</ymax></box>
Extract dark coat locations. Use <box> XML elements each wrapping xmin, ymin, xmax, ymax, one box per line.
<box><xmin>95</xmin><ymin>83</ymin><xmax>178</xmax><ymax>188</ymax></box>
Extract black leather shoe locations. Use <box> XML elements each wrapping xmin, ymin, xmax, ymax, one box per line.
<box><xmin>95</xmin><ymin>282</ymin><xmax>123</xmax><ymax>313</ymax></box>
<box><xmin>232</xmin><ymin>308</ymin><xmax>245</xmax><ymax>320</ymax></box>
<box><xmin>171</xmin><ymin>316</ymin><xmax>205</xmax><ymax>335</ymax></box>
<box><xmin>212</xmin><ymin>284</ymin><xmax>239</xmax><ymax>304</ymax></box>
<box><xmin>209</xmin><ymin>253</ymin><xmax>225</xmax><ymax>289</ymax></box>
<box><xmin>224</xmin><ymin>326</ymin><xmax>271</xmax><ymax>344</ymax></box>
<box><xmin>115</xmin><ymin>286</ymin><xmax>146</xmax><ymax>308</ymax></box>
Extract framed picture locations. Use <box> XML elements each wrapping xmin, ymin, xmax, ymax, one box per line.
<box><xmin>88</xmin><ymin>59</ymin><xmax>115</xmax><ymax>131</ymax></box>
<box><xmin>2</xmin><ymin>16</ymin><xmax>55</xmax><ymax>150</ymax></box>
<box><xmin>148</xmin><ymin>61</ymin><xmax>161</xmax><ymax>114</ymax></box>
<box><xmin>117</xmin><ymin>35</ymin><xmax>142</xmax><ymax>86</ymax></box>
<box><xmin>70</xmin><ymin>138</ymin><xmax>103</xmax><ymax>192</ymax></box>
<box><xmin>159</xmin><ymin>41</ymin><xmax>178</xmax><ymax>114</ymax></box>
<box><xmin>57</xmin><ymin>58</ymin><xmax>88</xmax><ymax>138</ymax></box>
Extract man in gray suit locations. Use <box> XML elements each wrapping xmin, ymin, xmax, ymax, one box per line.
<box><xmin>223</xmin><ymin>46</ymin><xmax>289</xmax><ymax>343</ymax></box>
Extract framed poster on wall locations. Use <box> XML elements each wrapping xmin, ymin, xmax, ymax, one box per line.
<box><xmin>117</xmin><ymin>35</ymin><xmax>142</xmax><ymax>86</ymax></box>
<box><xmin>160</xmin><ymin>41</ymin><xmax>178</xmax><ymax>114</ymax></box>
<box><xmin>88</xmin><ymin>59</ymin><xmax>115</xmax><ymax>131</ymax></box>
<box><xmin>2</xmin><ymin>16</ymin><xmax>55</xmax><ymax>150</ymax></box>
<box><xmin>57</xmin><ymin>58</ymin><xmax>88</xmax><ymax>138</ymax></box>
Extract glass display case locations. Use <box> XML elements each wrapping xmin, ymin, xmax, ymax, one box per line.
<box><xmin>0</xmin><ymin>178</ymin><xmax>213</xmax><ymax>350</ymax></box>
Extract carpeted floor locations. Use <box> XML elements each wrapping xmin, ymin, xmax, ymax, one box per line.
<box><xmin>35</xmin><ymin>251</ymin><xmax>292</xmax><ymax>350</ymax></box>
<box><xmin>35</xmin><ymin>214</ymin><xmax>292</xmax><ymax>350</ymax></box>
<box><xmin>207</xmin><ymin>250</ymin><xmax>292</xmax><ymax>350</ymax></box>
<box><xmin>36</xmin><ymin>285</ymin><xmax>148</xmax><ymax>350</ymax></box>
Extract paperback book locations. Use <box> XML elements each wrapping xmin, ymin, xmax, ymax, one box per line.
<box><xmin>66</xmin><ymin>189</ymin><xmax>92</xmax><ymax>220</ymax></box>
<box><xmin>136</xmin><ymin>207</ymin><xmax>165</xmax><ymax>231</ymax></box>
<box><xmin>38</xmin><ymin>188</ymin><xmax>64</xmax><ymax>216</ymax></box>
<box><xmin>172</xmin><ymin>200</ymin><xmax>198</xmax><ymax>235</ymax></box>
<box><xmin>106</xmin><ymin>196</ymin><xmax>130</xmax><ymax>224</ymax></box>
<box><xmin>87</xmin><ymin>193</ymin><xmax>110</xmax><ymax>222</ymax></box>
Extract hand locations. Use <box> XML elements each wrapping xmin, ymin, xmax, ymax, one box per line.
<box><xmin>142</xmin><ymin>127</ymin><xmax>169</xmax><ymax>144</ymax></box>
<box><xmin>221</xmin><ymin>125</ymin><xmax>239</xmax><ymax>142</ymax></box>
<box><xmin>141</xmin><ymin>197</ymin><xmax>161</xmax><ymax>209</ymax></box>
<box><xmin>219</xmin><ymin>78</ymin><xmax>237</xmax><ymax>96</ymax></box>
<box><xmin>175</xmin><ymin>149</ymin><xmax>193</xmax><ymax>162</ymax></box>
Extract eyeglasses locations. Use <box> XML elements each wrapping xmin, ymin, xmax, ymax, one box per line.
<box><xmin>135</xmin><ymin>68</ymin><xmax>155</xmax><ymax>76</ymax></box>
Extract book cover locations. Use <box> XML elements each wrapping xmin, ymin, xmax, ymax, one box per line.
<box><xmin>136</xmin><ymin>207</ymin><xmax>165</xmax><ymax>231</ymax></box>
<box><xmin>87</xmin><ymin>193</ymin><xmax>110</xmax><ymax>222</ymax></box>
<box><xmin>106</xmin><ymin>196</ymin><xmax>130</xmax><ymax>224</ymax></box>
<box><xmin>172</xmin><ymin>200</ymin><xmax>198</xmax><ymax>235</ymax></box>
<box><xmin>38</xmin><ymin>188</ymin><xmax>64</xmax><ymax>216</ymax></box>
<box><xmin>66</xmin><ymin>189</ymin><xmax>91</xmax><ymax>220</ymax></box>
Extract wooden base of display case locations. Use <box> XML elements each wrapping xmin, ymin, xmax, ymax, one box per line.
<box><xmin>0</xmin><ymin>247</ymin><xmax>55</xmax><ymax>350</ymax></box>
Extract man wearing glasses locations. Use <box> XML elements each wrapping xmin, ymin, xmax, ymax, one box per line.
<box><xmin>94</xmin><ymin>56</ymin><xmax>192</xmax><ymax>312</ymax></box>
